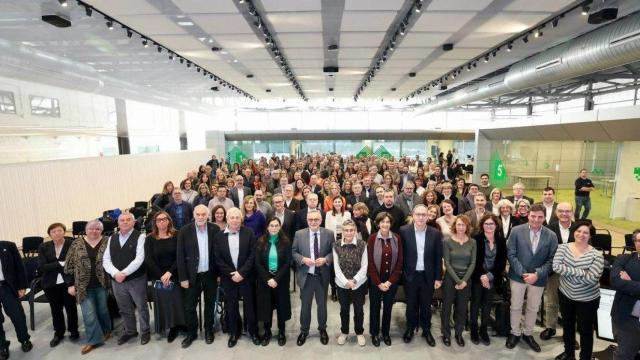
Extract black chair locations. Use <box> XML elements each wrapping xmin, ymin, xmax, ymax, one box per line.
<box><xmin>19</xmin><ymin>238</ymin><xmax>48</xmax><ymax>331</ymax></box>
<box><xmin>129</xmin><ymin>206</ymin><xmax>146</xmax><ymax>220</ymax></box>
<box><xmin>134</xmin><ymin>201</ymin><xmax>148</xmax><ymax>210</ymax></box>
<box><xmin>623</xmin><ymin>234</ymin><xmax>635</xmax><ymax>254</ymax></box>
<box><xmin>592</xmin><ymin>228</ymin><xmax>616</xmax><ymax>266</ymax></box>
<box><xmin>72</xmin><ymin>221</ymin><xmax>88</xmax><ymax>238</ymax></box>
<box><xmin>101</xmin><ymin>220</ymin><xmax>116</xmax><ymax>236</ymax></box>
<box><xmin>21</xmin><ymin>236</ymin><xmax>43</xmax><ymax>256</ymax></box>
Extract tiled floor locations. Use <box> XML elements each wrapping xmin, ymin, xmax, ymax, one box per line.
<box><xmin>2</xmin><ymin>289</ymin><xmax>618</xmax><ymax>360</ymax></box>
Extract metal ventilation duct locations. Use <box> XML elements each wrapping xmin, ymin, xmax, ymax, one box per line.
<box><xmin>416</xmin><ymin>12</ymin><xmax>640</xmax><ymax>114</ymax></box>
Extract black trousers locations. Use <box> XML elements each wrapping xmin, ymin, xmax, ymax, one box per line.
<box><xmin>441</xmin><ymin>274</ymin><xmax>471</xmax><ymax>337</ymax></box>
<box><xmin>0</xmin><ymin>284</ymin><xmax>30</xmax><ymax>347</ymax></box>
<box><xmin>559</xmin><ymin>292</ymin><xmax>599</xmax><ymax>360</ymax></box>
<box><xmin>369</xmin><ymin>283</ymin><xmax>398</xmax><ymax>337</ymax></box>
<box><xmin>337</xmin><ymin>286</ymin><xmax>365</xmax><ymax>335</ymax></box>
<box><xmin>43</xmin><ymin>283</ymin><xmax>78</xmax><ymax>337</ymax></box>
<box><xmin>184</xmin><ymin>271</ymin><xmax>217</xmax><ymax>336</ymax></box>
<box><xmin>222</xmin><ymin>278</ymin><xmax>257</xmax><ymax>336</ymax></box>
<box><xmin>405</xmin><ymin>272</ymin><xmax>435</xmax><ymax>333</ymax></box>
<box><xmin>470</xmin><ymin>280</ymin><xmax>495</xmax><ymax>330</ymax></box>
<box><xmin>613</xmin><ymin>315</ymin><xmax>640</xmax><ymax>360</ymax></box>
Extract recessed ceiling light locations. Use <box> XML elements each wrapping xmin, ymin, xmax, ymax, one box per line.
<box><xmin>177</xmin><ymin>21</ymin><xmax>194</xmax><ymax>26</ymax></box>
<box><xmin>233</xmin><ymin>59</ymin><xmax>238</xmax><ymax>63</ymax></box>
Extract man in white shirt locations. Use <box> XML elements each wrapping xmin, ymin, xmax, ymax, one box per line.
<box><xmin>208</xmin><ymin>186</ymin><xmax>234</xmax><ymax>216</ymax></box>
<box><xmin>536</xmin><ymin>187</ymin><xmax>558</xmax><ymax>225</ymax></box>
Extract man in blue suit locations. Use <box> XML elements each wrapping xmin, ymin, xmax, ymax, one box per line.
<box><xmin>505</xmin><ymin>204</ymin><xmax>558</xmax><ymax>353</ymax></box>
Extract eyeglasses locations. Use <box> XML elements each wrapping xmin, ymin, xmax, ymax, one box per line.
<box><xmin>483</xmin><ymin>222</ymin><xmax>496</xmax><ymax>226</ymax></box>
<box><xmin>308</xmin><ymin>218</ymin><xmax>321</xmax><ymax>222</ymax></box>
<box><xmin>156</xmin><ymin>217</ymin><xmax>169</xmax><ymax>222</ymax></box>
<box><xmin>413</xmin><ymin>213</ymin><xmax>428</xmax><ymax>217</ymax></box>
<box><xmin>268</xmin><ymin>223</ymin><xmax>280</xmax><ymax>228</ymax></box>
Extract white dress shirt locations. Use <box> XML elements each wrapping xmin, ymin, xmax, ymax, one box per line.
<box><xmin>308</xmin><ymin>229</ymin><xmax>320</xmax><ymax>274</ymax></box>
<box><xmin>196</xmin><ymin>225</ymin><xmax>209</xmax><ymax>273</ymax></box>
<box><xmin>333</xmin><ymin>240</ymin><xmax>368</xmax><ymax>290</ymax></box>
<box><xmin>415</xmin><ymin>226</ymin><xmax>426</xmax><ymax>271</ymax></box>
<box><xmin>225</xmin><ymin>229</ymin><xmax>240</xmax><ymax>269</ymax></box>
<box><xmin>102</xmin><ymin>229</ymin><xmax>146</xmax><ymax>277</ymax></box>
<box><xmin>559</xmin><ymin>222</ymin><xmax>571</xmax><ymax>244</ymax></box>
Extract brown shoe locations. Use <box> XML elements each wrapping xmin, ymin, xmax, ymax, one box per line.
<box><xmin>81</xmin><ymin>345</ymin><xmax>95</xmax><ymax>355</ymax></box>
<box><xmin>103</xmin><ymin>332</ymin><xmax>112</xmax><ymax>342</ymax></box>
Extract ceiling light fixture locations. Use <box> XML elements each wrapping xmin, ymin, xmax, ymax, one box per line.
<box><xmin>126</xmin><ymin>28</ymin><xmax>133</xmax><ymax>38</ymax></box>
<box><xmin>522</xmin><ymin>33</ymin><xmax>529</xmax><ymax>43</ymax></box>
<box><xmin>84</xmin><ymin>5</ymin><xmax>92</xmax><ymax>17</ymax></box>
<box><xmin>58</xmin><ymin>0</ymin><xmax>68</xmax><ymax>7</ymax></box>
<box><xmin>142</xmin><ymin>38</ymin><xmax>148</xmax><ymax>47</ymax></box>
<box><xmin>507</xmin><ymin>42</ymin><xmax>513</xmax><ymax>51</ymax></box>
<box><xmin>106</xmin><ymin>20</ymin><xmax>114</xmax><ymax>30</ymax></box>
<box><xmin>582</xmin><ymin>5</ymin><xmax>590</xmax><ymax>16</ymax></box>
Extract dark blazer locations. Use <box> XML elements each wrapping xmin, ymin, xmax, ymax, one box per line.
<box><xmin>610</xmin><ymin>252</ymin><xmax>640</xmax><ymax>322</ymax></box>
<box><xmin>400</xmin><ymin>224</ymin><xmax>443</xmax><ymax>284</ymax></box>
<box><xmin>471</xmin><ymin>234</ymin><xmax>507</xmax><ymax>284</ymax></box>
<box><xmin>284</xmin><ymin>198</ymin><xmax>301</xmax><ymax>212</ymax></box>
<box><xmin>267</xmin><ymin>208</ymin><xmax>296</xmax><ymax>240</ymax></box>
<box><xmin>535</xmin><ymin>202</ymin><xmax>559</xmax><ymax>225</ymax></box>
<box><xmin>213</xmin><ymin>226</ymin><xmax>256</xmax><ymax>283</ymax></box>
<box><xmin>176</xmin><ymin>222</ymin><xmax>221</xmax><ymax>284</ymax></box>
<box><xmin>546</xmin><ymin>221</ymin><xmax>575</xmax><ymax>245</ymax></box>
<box><xmin>0</xmin><ymin>241</ymin><xmax>28</xmax><ymax>294</ymax></box>
<box><xmin>255</xmin><ymin>236</ymin><xmax>292</xmax><ymax>322</ymax></box>
<box><xmin>229</xmin><ymin>186</ymin><xmax>253</xmax><ymax>207</ymax></box>
<box><xmin>292</xmin><ymin>227</ymin><xmax>334</xmax><ymax>289</ymax></box>
<box><xmin>347</xmin><ymin>193</ymin><xmax>368</xmax><ymax>208</ymax></box>
<box><xmin>38</xmin><ymin>238</ymin><xmax>74</xmax><ymax>289</ymax></box>
<box><xmin>505</xmin><ymin>195</ymin><xmax>535</xmax><ymax>206</ymax></box>
<box><xmin>295</xmin><ymin>207</ymin><xmax>326</xmax><ymax>232</ymax></box>
<box><xmin>499</xmin><ymin>215</ymin><xmax>521</xmax><ymax>239</ymax></box>
<box><xmin>507</xmin><ymin>223</ymin><xmax>558</xmax><ymax>287</ymax></box>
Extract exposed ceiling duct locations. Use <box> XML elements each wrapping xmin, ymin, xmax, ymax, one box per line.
<box><xmin>416</xmin><ymin>11</ymin><xmax>640</xmax><ymax>115</ymax></box>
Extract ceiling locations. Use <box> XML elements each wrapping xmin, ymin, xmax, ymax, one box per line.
<box><xmin>0</xmin><ymin>0</ymin><xmax>636</xmax><ymax>110</ymax></box>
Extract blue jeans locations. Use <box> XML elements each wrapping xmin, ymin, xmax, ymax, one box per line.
<box><xmin>575</xmin><ymin>196</ymin><xmax>591</xmax><ymax>220</ymax></box>
<box><xmin>80</xmin><ymin>287</ymin><xmax>111</xmax><ymax>345</ymax></box>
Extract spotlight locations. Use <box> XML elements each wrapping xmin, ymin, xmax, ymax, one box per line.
<box><xmin>265</xmin><ymin>89</ymin><xmax>271</xmax><ymax>93</ymax></box>
<box><xmin>507</xmin><ymin>42</ymin><xmax>513</xmax><ymax>52</ymax></box>
<box><xmin>483</xmin><ymin>55</ymin><xmax>489</xmax><ymax>63</ymax></box>
<box><xmin>492</xmin><ymin>50</ymin><xmax>497</xmax><ymax>57</ymax></box>
<box><xmin>582</xmin><ymin>5</ymin><xmax>589</xmax><ymax>15</ymax></box>
<box><xmin>126</xmin><ymin>28</ymin><xmax>133</xmax><ymax>38</ymax></box>
<box><xmin>328</xmin><ymin>87</ymin><xmax>334</xmax><ymax>91</ymax></box>
<box><xmin>327</xmin><ymin>44</ymin><xmax>339</xmax><ymax>51</ymax></box>
<box><xmin>399</xmin><ymin>26</ymin><xmax>406</xmax><ymax>36</ymax></box>
<box><xmin>106</xmin><ymin>20</ymin><xmax>114</xmax><ymax>30</ymax></box>
<box><xmin>391</xmin><ymin>87</ymin><xmax>397</xmax><ymax>91</ymax></box>
<box><xmin>534</xmin><ymin>28</ymin><xmax>543</xmax><ymax>38</ymax></box>
<box><xmin>169</xmin><ymin>53</ymin><xmax>174</xmax><ymax>60</ymax></box>
<box><xmin>84</xmin><ymin>5</ymin><xmax>92</xmax><ymax>17</ymax></box>
<box><xmin>246</xmin><ymin>74</ymin><xmax>254</xmax><ymax>78</ymax></box>
<box><xmin>211</xmin><ymin>47</ymin><xmax>221</xmax><ymax>52</ymax></box>
<box><xmin>157</xmin><ymin>45</ymin><xmax>162</xmax><ymax>53</ymax></box>
<box><xmin>179</xmin><ymin>58</ymin><xmax>184</xmax><ymax>64</ymax></box>
<box><xmin>415</xmin><ymin>1</ymin><xmax>422</xmax><ymax>12</ymax></box>
<box><xmin>197</xmin><ymin>67</ymin><xmax>201</xmax><ymax>73</ymax></box>
<box><xmin>210</xmin><ymin>87</ymin><xmax>219</xmax><ymax>91</ymax></box>
<box><xmin>58</xmin><ymin>0</ymin><xmax>67</xmax><ymax>7</ymax></box>
<box><xmin>142</xmin><ymin>39</ymin><xmax>148</xmax><ymax>47</ymax></box>
<box><xmin>186</xmin><ymin>61</ymin><xmax>191</xmax><ymax>68</ymax></box>
<box><xmin>467</xmin><ymin>64</ymin><xmax>471</xmax><ymax>71</ymax></box>
<box><xmin>522</xmin><ymin>34</ymin><xmax>529</xmax><ymax>43</ymax></box>
<box><xmin>552</xmin><ymin>17</ymin><xmax>559</xmax><ymax>28</ymax></box>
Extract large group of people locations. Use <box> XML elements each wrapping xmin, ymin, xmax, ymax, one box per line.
<box><xmin>0</xmin><ymin>152</ymin><xmax>638</xmax><ymax>360</ymax></box>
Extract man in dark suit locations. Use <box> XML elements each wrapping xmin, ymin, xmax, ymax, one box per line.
<box><xmin>177</xmin><ymin>204</ymin><xmax>220</xmax><ymax>348</ymax></box>
<box><xmin>214</xmin><ymin>208</ymin><xmax>259</xmax><ymax>348</ymax></box>
<box><xmin>506</xmin><ymin>204</ymin><xmax>558</xmax><ymax>353</ymax></box>
<box><xmin>267</xmin><ymin>194</ymin><xmax>296</xmax><ymax>240</ymax></box>
<box><xmin>400</xmin><ymin>204</ymin><xmax>442</xmax><ymax>347</ymax></box>
<box><xmin>295</xmin><ymin>193</ymin><xmax>325</xmax><ymax>231</ymax></box>
<box><xmin>283</xmin><ymin>184</ymin><xmax>301</xmax><ymax>212</ymax></box>
<box><xmin>394</xmin><ymin>181</ymin><xmax>422</xmax><ymax>219</ymax></box>
<box><xmin>347</xmin><ymin>182</ymin><xmax>368</xmax><ymax>210</ymax></box>
<box><xmin>536</xmin><ymin>187</ymin><xmax>558</xmax><ymax>226</ymax></box>
<box><xmin>505</xmin><ymin>182</ymin><xmax>534</xmax><ymax>206</ymax></box>
<box><xmin>540</xmin><ymin>202</ymin><xmax>574</xmax><ymax>341</ymax></box>
<box><xmin>292</xmin><ymin>209</ymin><xmax>334</xmax><ymax>346</ymax></box>
<box><xmin>428</xmin><ymin>166</ymin><xmax>445</xmax><ymax>183</ymax></box>
<box><xmin>0</xmin><ymin>241</ymin><xmax>33</xmax><ymax>359</ymax></box>
<box><xmin>610</xmin><ymin>229</ymin><xmax>640</xmax><ymax>360</ymax></box>
<box><xmin>370</xmin><ymin>189</ymin><xmax>406</xmax><ymax>234</ymax></box>
<box><xmin>309</xmin><ymin>175</ymin><xmax>324</xmax><ymax>205</ymax></box>
<box><xmin>362</xmin><ymin>176</ymin><xmax>376</xmax><ymax>200</ymax></box>
<box><xmin>367</xmin><ymin>185</ymin><xmax>385</xmax><ymax>213</ymax></box>
<box><xmin>229</xmin><ymin>175</ymin><xmax>252</xmax><ymax>208</ymax></box>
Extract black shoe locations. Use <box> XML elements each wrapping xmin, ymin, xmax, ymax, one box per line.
<box><xmin>371</xmin><ymin>335</ymin><xmax>380</xmax><ymax>347</ymax></box>
<box><xmin>21</xmin><ymin>340</ymin><xmax>33</xmax><ymax>353</ymax></box>
<box><xmin>555</xmin><ymin>353</ymin><xmax>576</xmax><ymax>360</ymax></box>
<box><xmin>181</xmin><ymin>335</ymin><xmax>197</xmax><ymax>348</ymax></box>
<box><xmin>205</xmin><ymin>330</ymin><xmax>215</xmax><ymax>345</ymax></box>
<box><xmin>403</xmin><ymin>330</ymin><xmax>414</xmax><ymax>343</ymax></box>
<box><xmin>261</xmin><ymin>332</ymin><xmax>271</xmax><ymax>346</ymax></box>
<box><xmin>50</xmin><ymin>335</ymin><xmax>63</xmax><ymax>348</ymax></box>
<box><xmin>479</xmin><ymin>329</ymin><xmax>490</xmax><ymax>346</ymax></box>
<box><xmin>70</xmin><ymin>332</ymin><xmax>80</xmax><ymax>341</ymax></box>
<box><xmin>319</xmin><ymin>330</ymin><xmax>329</xmax><ymax>345</ymax></box>
<box><xmin>455</xmin><ymin>334</ymin><xmax>465</xmax><ymax>347</ymax></box>
<box><xmin>0</xmin><ymin>341</ymin><xmax>9</xmax><ymax>360</ymax></box>
<box><xmin>442</xmin><ymin>336</ymin><xmax>451</xmax><ymax>347</ymax></box>
<box><xmin>296</xmin><ymin>332</ymin><xmax>308</xmax><ymax>346</ymax></box>
<box><xmin>227</xmin><ymin>335</ymin><xmax>238</xmax><ymax>348</ymax></box>
<box><xmin>383</xmin><ymin>335</ymin><xmax>392</xmax><ymax>346</ymax></box>
<box><xmin>540</xmin><ymin>328</ymin><xmax>556</xmax><ymax>340</ymax></box>
<box><xmin>506</xmin><ymin>334</ymin><xmax>520</xmax><ymax>349</ymax></box>
<box><xmin>117</xmin><ymin>332</ymin><xmax>138</xmax><ymax>346</ymax></box>
<box><xmin>277</xmin><ymin>332</ymin><xmax>286</xmax><ymax>346</ymax></box>
<box><xmin>470</xmin><ymin>328</ymin><xmax>480</xmax><ymax>345</ymax></box>
<box><xmin>167</xmin><ymin>328</ymin><xmax>179</xmax><ymax>343</ymax></box>
<box><xmin>423</xmin><ymin>331</ymin><xmax>436</xmax><ymax>347</ymax></box>
<box><xmin>251</xmin><ymin>334</ymin><xmax>261</xmax><ymax>346</ymax></box>
<box><xmin>140</xmin><ymin>333</ymin><xmax>150</xmax><ymax>345</ymax></box>
<box><xmin>523</xmin><ymin>335</ymin><xmax>541</xmax><ymax>352</ymax></box>
<box><xmin>331</xmin><ymin>292</ymin><xmax>338</xmax><ymax>302</ymax></box>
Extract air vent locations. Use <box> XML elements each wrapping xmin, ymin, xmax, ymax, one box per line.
<box><xmin>535</xmin><ymin>58</ymin><xmax>563</xmax><ymax>71</ymax></box>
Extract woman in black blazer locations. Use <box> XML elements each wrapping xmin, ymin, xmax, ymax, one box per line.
<box><xmin>469</xmin><ymin>213</ymin><xmax>507</xmax><ymax>346</ymax></box>
<box><xmin>38</xmin><ymin>223</ymin><xmax>78</xmax><ymax>347</ymax></box>
<box><xmin>255</xmin><ymin>217</ymin><xmax>291</xmax><ymax>346</ymax></box>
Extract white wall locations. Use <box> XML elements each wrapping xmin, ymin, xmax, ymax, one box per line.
<box><xmin>0</xmin><ymin>150</ymin><xmax>211</xmax><ymax>245</ymax></box>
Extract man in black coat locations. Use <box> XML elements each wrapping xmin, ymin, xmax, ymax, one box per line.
<box><xmin>370</xmin><ymin>189</ymin><xmax>406</xmax><ymax>234</ymax></box>
<box><xmin>295</xmin><ymin>193</ymin><xmax>325</xmax><ymax>232</ymax></box>
<box><xmin>177</xmin><ymin>204</ymin><xmax>220</xmax><ymax>348</ymax></box>
<box><xmin>268</xmin><ymin>194</ymin><xmax>296</xmax><ymax>240</ymax></box>
<box><xmin>0</xmin><ymin>241</ymin><xmax>33</xmax><ymax>359</ymax></box>
<box><xmin>400</xmin><ymin>204</ymin><xmax>443</xmax><ymax>347</ymax></box>
<box><xmin>214</xmin><ymin>208</ymin><xmax>259</xmax><ymax>348</ymax></box>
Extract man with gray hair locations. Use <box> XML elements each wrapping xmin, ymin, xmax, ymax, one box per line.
<box><xmin>103</xmin><ymin>212</ymin><xmax>150</xmax><ymax>345</ymax></box>
<box><xmin>394</xmin><ymin>181</ymin><xmax>421</xmax><ymax>219</ymax></box>
<box><xmin>506</xmin><ymin>182</ymin><xmax>534</xmax><ymax>205</ymax></box>
<box><xmin>283</xmin><ymin>184</ymin><xmax>301</xmax><ymax>212</ymax></box>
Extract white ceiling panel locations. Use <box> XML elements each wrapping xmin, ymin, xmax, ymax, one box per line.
<box><xmin>341</xmin><ymin>11</ymin><xmax>398</xmax><ymax>32</ymax></box>
<box><xmin>262</xmin><ymin>0</ymin><xmax>322</xmax><ymax>12</ymax></box>
<box><xmin>384</xmin><ymin>59</ymin><xmax>422</xmax><ymax>69</ymax></box>
<box><xmin>215</xmin><ymin>34</ymin><xmax>265</xmax><ymax>49</ymax></box>
<box><xmin>117</xmin><ymin>15</ymin><xmax>189</xmax><ymax>35</ymax></box>
<box><xmin>392</xmin><ymin>47</ymin><xmax>435</xmax><ymax>59</ymax></box>
<box><xmin>267</xmin><ymin>12</ymin><xmax>322</xmax><ymax>32</ymax></box>
<box><xmin>476</xmin><ymin>13</ymin><xmax>551</xmax><ymax>33</ymax></box>
<box><xmin>339</xmin><ymin>48</ymin><xmax>378</xmax><ymax>60</ymax></box>
<box><xmin>340</xmin><ymin>32</ymin><xmax>387</xmax><ymax>47</ymax></box>
<box><xmin>344</xmin><ymin>0</ymin><xmax>405</xmax><ymax>11</ymax></box>
<box><xmin>438</xmin><ymin>47</ymin><xmax>487</xmax><ymax>59</ymax></box>
<box><xmin>180</xmin><ymin>49</ymin><xmax>224</xmax><ymax>61</ymax></box>
<box><xmin>87</xmin><ymin>0</ymin><xmax>160</xmax><ymax>15</ymax></box>
<box><xmin>276</xmin><ymin>33</ymin><xmax>323</xmax><ymax>48</ymax></box>
<box><xmin>412</xmin><ymin>12</ymin><xmax>477</xmax><ymax>32</ymax></box>
<box><xmin>401</xmin><ymin>32</ymin><xmax>453</xmax><ymax>47</ymax></box>
<box><xmin>287</xmin><ymin>59</ymin><xmax>324</xmax><ymax>68</ymax></box>
<box><xmin>285</xmin><ymin>48</ymin><xmax>324</xmax><ymax>60</ymax></box>
<box><xmin>171</xmin><ymin>0</ymin><xmax>239</xmax><ymax>14</ymax></box>
<box><xmin>153</xmin><ymin>35</ymin><xmax>208</xmax><ymax>51</ymax></box>
<box><xmin>231</xmin><ymin>48</ymin><xmax>274</xmax><ymax>61</ymax></box>
<box><xmin>242</xmin><ymin>60</ymin><xmax>283</xmax><ymax>69</ymax></box>
<box><xmin>505</xmin><ymin>0</ymin><xmax>575</xmax><ymax>12</ymax></box>
<box><xmin>456</xmin><ymin>32</ymin><xmax>514</xmax><ymax>48</ymax></box>
<box><xmin>426</xmin><ymin>0</ymin><xmax>494</xmax><ymax>11</ymax></box>
<box><xmin>191</xmin><ymin>14</ymin><xmax>254</xmax><ymax>34</ymax></box>
<box><xmin>428</xmin><ymin>59</ymin><xmax>466</xmax><ymax>68</ymax></box>
<box><xmin>340</xmin><ymin>59</ymin><xmax>373</xmax><ymax>67</ymax></box>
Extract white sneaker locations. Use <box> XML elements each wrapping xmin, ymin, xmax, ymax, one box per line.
<box><xmin>337</xmin><ymin>333</ymin><xmax>348</xmax><ymax>345</ymax></box>
<box><xmin>357</xmin><ymin>335</ymin><xmax>366</xmax><ymax>346</ymax></box>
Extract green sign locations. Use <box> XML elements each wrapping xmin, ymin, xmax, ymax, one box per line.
<box><xmin>592</xmin><ymin>167</ymin><xmax>605</xmax><ymax>176</ymax></box>
<box><xmin>490</xmin><ymin>150</ymin><xmax>508</xmax><ymax>188</ymax></box>
<box><xmin>227</xmin><ymin>146</ymin><xmax>248</xmax><ymax>165</ymax></box>
<box><xmin>373</xmin><ymin>146</ymin><xmax>393</xmax><ymax>159</ymax></box>
<box><xmin>355</xmin><ymin>146</ymin><xmax>373</xmax><ymax>159</ymax></box>
<box><xmin>634</xmin><ymin>167</ymin><xmax>640</xmax><ymax>181</ymax></box>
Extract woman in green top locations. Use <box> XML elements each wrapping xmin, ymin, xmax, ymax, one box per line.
<box><xmin>441</xmin><ymin>215</ymin><xmax>477</xmax><ymax>347</ymax></box>
<box><xmin>255</xmin><ymin>217</ymin><xmax>291</xmax><ymax>347</ymax></box>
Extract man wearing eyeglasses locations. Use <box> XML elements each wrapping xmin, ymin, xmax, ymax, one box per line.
<box><xmin>267</xmin><ymin>193</ymin><xmax>296</xmax><ymax>240</ymax></box>
<box><xmin>292</xmin><ymin>209</ymin><xmax>334</xmax><ymax>346</ymax></box>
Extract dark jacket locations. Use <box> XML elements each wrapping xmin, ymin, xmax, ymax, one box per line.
<box><xmin>255</xmin><ymin>235</ymin><xmax>291</xmax><ymax>322</ymax></box>
<box><xmin>267</xmin><ymin>208</ymin><xmax>296</xmax><ymax>240</ymax></box>
<box><xmin>213</xmin><ymin>227</ymin><xmax>257</xmax><ymax>284</ymax></box>
<box><xmin>295</xmin><ymin>207</ymin><xmax>325</xmax><ymax>232</ymax></box>
<box><xmin>176</xmin><ymin>222</ymin><xmax>220</xmax><ymax>284</ymax></box>
<box><xmin>611</xmin><ymin>252</ymin><xmax>640</xmax><ymax>322</ymax></box>
<box><xmin>38</xmin><ymin>238</ymin><xmax>74</xmax><ymax>289</ymax></box>
<box><xmin>400</xmin><ymin>224</ymin><xmax>443</xmax><ymax>284</ymax></box>
<box><xmin>546</xmin><ymin>220</ymin><xmax>574</xmax><ymax>244</ymax></box>
<box><xmin>0</xmin><ymin>241</ymin><xmax>28</xmax><ymax>295</ymax></box>
<box><xmin>471</xmin><ymin>234</ymin><xmax>507</xmax><ymax>286</ymax></box>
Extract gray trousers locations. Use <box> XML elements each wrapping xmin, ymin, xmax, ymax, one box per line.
<box><xmin>112</xmin><ymin>275</ymin><xmax>150</xmax><ymax>335</ymax></box>
<box><xmin>299</xmin><ymin>274</ymin><xmax>328</xmax><ymax>333</ymax></box>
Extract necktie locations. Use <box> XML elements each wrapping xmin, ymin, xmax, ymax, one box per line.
<box><xmin>313</xmin><ymin>233</ymin><xmax>320</xmax><ymax>259</ymax></box>
<box><xmin>531</xmin><ymin>232</ymin><xmax>539</xmax><ymax>252</ymax></box>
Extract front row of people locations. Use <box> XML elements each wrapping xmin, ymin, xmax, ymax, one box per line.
<box><xmin>1</xmin><ymin>206</ymin><xmax>639</xmax><ymax>360</ymax></box>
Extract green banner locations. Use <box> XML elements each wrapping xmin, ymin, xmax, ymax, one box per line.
<box><xmin>228</xmin><ymin>146</ymin><xmax>248</xmax><ymax>165</ymax></box>
<box><xmin>355</xmin><ymin>146</ymin><xmax>373</xmax><ymax>159</ymax></box>
<box><xmin>490</xmin><ymin>150</ymin><xmax>508</xmax><ymax>188</ymax></box>
<box><xmin>373</xmin><ymin>146</ymin><xmax>393</xmax><ymax>159</ymax></box>
<box><xmin>634</xmin><ymin>167</ymin><xmax>640</xmax><ymax>181</ymax></box>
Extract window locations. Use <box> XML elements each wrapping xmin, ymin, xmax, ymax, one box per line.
<box><xmin>0</xmin><ymin>90</ymin><xmax>16</xmax><ymax>114</ymax></box>
<box><xmin>29</xmin><ymin>95</ymin><xmax>60</xmax><ymax>117</ymax></box>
